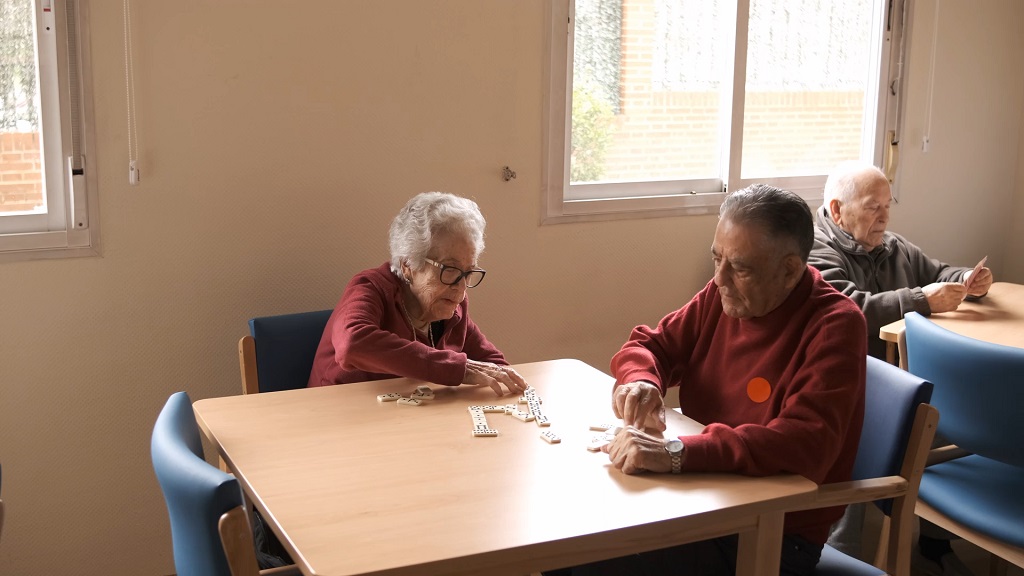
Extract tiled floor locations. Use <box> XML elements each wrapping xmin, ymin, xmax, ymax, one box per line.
<box><xmin>860</xmin><ymin>505</ymin><xmax>1023</xmax><ymax>576</ymax></box>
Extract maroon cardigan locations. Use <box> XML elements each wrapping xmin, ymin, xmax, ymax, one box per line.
<box><xmin>309</xmin><ymin>263</ymin><xmax>506</xmax><ymax>387</ymax></box>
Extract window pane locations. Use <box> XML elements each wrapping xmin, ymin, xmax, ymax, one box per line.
<box><xmin>0</xmin><ymin>0</ymin><xmax>45</xmax><ymax>216</ymax></box>
<box><xmin>742</xmin><ymin>0</ymin><xmax>875</xmax><ymax>178</ymax></box>
<box><xmin>572</xmin><ymin>0</ymin><xmax>729</xmax><ymax>185</ymax></box>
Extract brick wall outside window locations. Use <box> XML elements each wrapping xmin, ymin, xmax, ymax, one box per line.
<box><xmin>600</xmin><ymin>90</ymin><xmax>864</xmax><ymax>181</ymax></box>
<box><xmin>0</xmin><ymin>132</ymin><xmax>44</xmax><ymax>213</ymax></box>
<box><xmin>591</xmin><ymin>0</ymin><xmax>867</xmax><ymax>183</ymax></box>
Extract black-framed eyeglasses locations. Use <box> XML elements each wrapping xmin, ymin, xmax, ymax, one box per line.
<box><xmin>424</xmin><ymin>258</ymin><xmax>486</xmax><ymax>288</ymax></box>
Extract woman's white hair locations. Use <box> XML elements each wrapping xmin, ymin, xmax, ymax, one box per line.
<box><xmin>389</xmin><ymin>191</ymin><xmax>486</xmax><ymax>280</ymax></box>
<box><xmin>823</xmin><ymin>161</ymin><xmax>887</xmax><ymax>215</ymax></box>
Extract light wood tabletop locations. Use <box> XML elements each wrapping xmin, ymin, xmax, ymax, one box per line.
<box><xmin>193</xmin><ymin>358</ymin><xmax>817</xmax><ymax>576</ymax></box>
<box><xmin>879</xmin><ymin>282</ymin><xmax>1024</xmax><ymax>366</ymax></box>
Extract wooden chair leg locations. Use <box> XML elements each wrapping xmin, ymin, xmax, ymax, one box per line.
<box><xmin>897</xmin><ymin>330</ymin><xmax>908</xmax><ymax>371</ymax></box>
<box><xmin>885</xmin><ymin>341</ymin><xmax>898</xmax><ymax>366</ymax></box>
<box><xmin>872</xmin><ymin>514</ymin><xmax>891</xmax><ymax>568</ymax></box>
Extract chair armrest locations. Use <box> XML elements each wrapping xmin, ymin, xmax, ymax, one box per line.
<box><xmin>788</xmin><ymin>476</ymin><xmax>908</xmax><ymax>512</ymax></box>
<box><xmin>239</xmin><ymin>336</ymin><xmax>259</xmax><ymax>395</ymax></box>
<box><xmin>926</xmin><ymin>445</ymin><xmax>972</xmax><ymax>467</ymax></box>
<box><xmin>220</xmin><ymin>506</ymin><xmax>261</xmax><ymax>576</ymax></box>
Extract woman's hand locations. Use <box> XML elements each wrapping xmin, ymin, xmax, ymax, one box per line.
<box><xmin>464</xmin><ymin>360</ymin><xmax>528</xmax><ymax>397</ymax></box>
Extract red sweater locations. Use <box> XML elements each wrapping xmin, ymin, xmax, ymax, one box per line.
<box><xmin>308</xmin><ymin>263</ymin><xmax>507</xmax><ymax>387</ymax></box>
<box><xmin>610</xmin><ymin>266</ymin><xmax>866</xmax><ymax>544</ymax></box>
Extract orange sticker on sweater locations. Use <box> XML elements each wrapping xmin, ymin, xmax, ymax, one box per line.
<box><xmin>747</xmin><ymin>377</ymin><xmax>771</xmax><ymax>403</ymax></box>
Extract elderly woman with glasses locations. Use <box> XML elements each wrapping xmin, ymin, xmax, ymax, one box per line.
<box><xmin>308</xmin><ymin>191</ymin><xmax>527</xmax><ymax>397</ymax></box>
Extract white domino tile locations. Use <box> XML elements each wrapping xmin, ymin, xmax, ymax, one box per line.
<box><xmin>511</xmin><ymin>411</ymin><xmax>535</xmax><ymax>422</ymax></box>
<box><xmin>377</xmin><ymin>393</ymin><xmax>402</xmax><ymax>402</ymax></box>
<box><xmin>540</xmin><ymin>431</ymin><xmax>561</xmax><ymax>444</ymax></box>
<box><xmin>469</xmin><ymin>407</ymin><xmax>496</xmax><ymax>436</ymax></box>
<box><xmin>397</xmin><ymin>398</ymin><xmax>422</xmax><ymax>407</ymax></box>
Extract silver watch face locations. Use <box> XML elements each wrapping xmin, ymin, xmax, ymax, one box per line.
<box><xmin>665</xmin><ymin>439</ymin><xmax>684</xmax><ymax>454</ymax></box>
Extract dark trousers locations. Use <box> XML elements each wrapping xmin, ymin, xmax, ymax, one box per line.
<box><xmin>544</xmin><ymin>533</ymin><xmax>822</xmax><ymax>576</ymax></box>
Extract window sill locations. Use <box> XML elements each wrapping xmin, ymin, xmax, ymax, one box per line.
<box><xmin>0</xmin><ymin>229</ymin><xmax>98</xmax><ymax>263</ymax></box>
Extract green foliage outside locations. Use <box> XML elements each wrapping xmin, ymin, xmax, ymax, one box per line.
<box><xmin>570</xmin><ymin>87</ymin><xmax>615</xmax><ymax>183</ymax></box>
<box><xmin>0</xmin><ymin>0</ymin><xmax>37</xmax><ymax>130</ymax></box>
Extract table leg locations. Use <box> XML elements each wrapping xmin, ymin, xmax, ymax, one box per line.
<box><xmin>735</xmin><ymin>511</ymin><xmax>785</xmax><ymax>576</ymax></box>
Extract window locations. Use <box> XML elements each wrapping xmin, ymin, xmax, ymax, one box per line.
<box><xmin>0</xmin><ymin>0</ymin><xmax>97</xmax><ymax>259</ymax></box>
<box><xmin>544</xmin><ymin>0</ymin><xmax>902</xmax><ymax>223</ymax></box>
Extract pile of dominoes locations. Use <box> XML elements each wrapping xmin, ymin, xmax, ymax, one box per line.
<box><xmin>378</xmin><ymin>385</ymin><xmax>613</xmax><ymax>448</ymax></box>
<box><xmin>376</xmin><ymin>385</ymin><xmax>434</xmax><ymax>406</ymax></box>
<box><xmin>467</xmin><ymin>386</ymin><xmax>560</xmax><ymax>444</ymax></box>
<box><xmin>586</xmin><ymin>423</ymin><xmax>621</xmax><ymax>452</ymax></box>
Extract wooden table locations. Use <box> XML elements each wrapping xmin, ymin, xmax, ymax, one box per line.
<box><xmin>879</xmin><ymin>282</ymin><xmax>1024</xmax><ymax>367</ymax></box>
<box><xmin>193</xmin><ymin>359</ymin><xmax>817</xmax><ymax>576</ymax></box>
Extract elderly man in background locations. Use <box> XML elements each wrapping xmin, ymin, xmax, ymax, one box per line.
<box><xmin>549</xmin><ymin>185</ymin><xmax>867</xmax><ymax>576</ymax></box>
<box><xmin>808</xmin><ymin>161</ymin><xmax>992</xmax><ymax>360</ymax></box>
<box><xmin>809</xmin><ymin>161</ymin><xmax>991</xmax><ymax>576</ymax></box>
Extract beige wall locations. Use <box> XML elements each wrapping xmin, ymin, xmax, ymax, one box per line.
<box><xmin>889</xmin><ymin>0</ymin><xmax>1024</xmax><ymax>277</ymax></box>
<box><xmin>0</xmin><ymin>1</ymin><xmax>1020</xmax><ymax>574</ymax></box>
<box><xmin>1008</xmin><ymin>58</ymin><xmax>1024</xmax><ymax>282</ymax></box>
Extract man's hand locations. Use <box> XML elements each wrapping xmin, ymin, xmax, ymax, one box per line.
<box><xmin>922</xmin><ymin>282</ymin><xmax>967</xmax><ymax>313</ymax></box>
<box><xmin>964</xmin><ymin>267</ymin><xmax>993</xmax><ymax>297</ymax></box>
<box><xmin>611</xmin><ymin>381</ymin><xmax>666</xmax><ymax>432</ymax></box>
<box><xmin>464</xmin><ymin>360</ymin><xmax>528</xmax><ymax>397</ymax></box>
<box><xmin>601</xmin><ymin>426</ymin><xmax>673</xmax><ymax>475</ymax></box>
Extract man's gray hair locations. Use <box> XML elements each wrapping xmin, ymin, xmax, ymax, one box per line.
<box><xmin>389</xmin><ymin>191</ymin><xmax>486</xmax><ymax>280</ymax></box>
<box><xmin>720</xmin><ymin>184</ymin><xmax>814</xmax><ymax>262</ymax></box>
<box><xmin>823</xmin><ymin>161</ymin><xmax>887</xmax><ymax>213</ymax></box>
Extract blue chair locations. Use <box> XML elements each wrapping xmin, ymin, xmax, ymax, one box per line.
<box><xmin>791</xmin><ymin>356</ymin><xmax>937</xmax><ymax>576</ymax></box>
<box><xmin>238</xmin><ymin>309</ymin><xmax>333</xmax><ymax>394</ymax></box>
<box><xmin>904</xmin><ymin>312</ymin><xmax>1024</xmax><ymax>571</ymax></box>
<box><xmin>151</xmin><ymin>392</ymin><xmax>299</xmax><ymax>576</ymax></box>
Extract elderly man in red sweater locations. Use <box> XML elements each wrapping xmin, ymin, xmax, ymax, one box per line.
<box><xmin>565</xmin><ymin>185</ymin><xmax>867</xmax><ymax>576</ymax></box>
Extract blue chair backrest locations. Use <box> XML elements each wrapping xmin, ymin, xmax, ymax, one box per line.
<box><xmin>854</xmin><ymin>356</ymin><xmax>933</xmax><ymax>514</ymax></box>
<box><xmin>249</xmin><ymin>309</ymin><xmax>333</xmax><ymax>393</ymax></box>
<box><xmin>151</xmin><ymin>392</ymin><xmax>243</xmax><ymax>576</ymax></box>
<box><xmin>904</xmin><ymin>311</ymin><xmax>1024</xmax><ymax>467</ymax></box>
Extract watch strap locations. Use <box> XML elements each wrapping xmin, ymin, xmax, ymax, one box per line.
<box><xmin>666</xmin><ymin>440</ymin><xmax>683</xmax><ymax>474</ymax></box>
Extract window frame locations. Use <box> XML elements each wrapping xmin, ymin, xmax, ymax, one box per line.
<box><xmin>0</xmin><ymin>0</ymin><xmax>98</xmax><ymax>261</ymax></box>
<box><xmin>543</xmin><ymin>0</ymin><xmax>900</xmax><ymax>224</ymax></box>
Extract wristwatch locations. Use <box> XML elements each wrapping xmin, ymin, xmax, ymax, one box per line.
<box><xmin>665</xmin><ymin>439</ymin><xmax>684</xmax><ymax>474</ymax></box>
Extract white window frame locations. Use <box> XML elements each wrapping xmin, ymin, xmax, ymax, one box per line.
<box><xmin>543</xmin><ymin>0</ymin><xmax>902</xmax><ymax>224</ymax></box>
<box><xmin>0</xmin><ymin>0</ymin><xmax>98</xmax><ymax>261</ymax></box>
